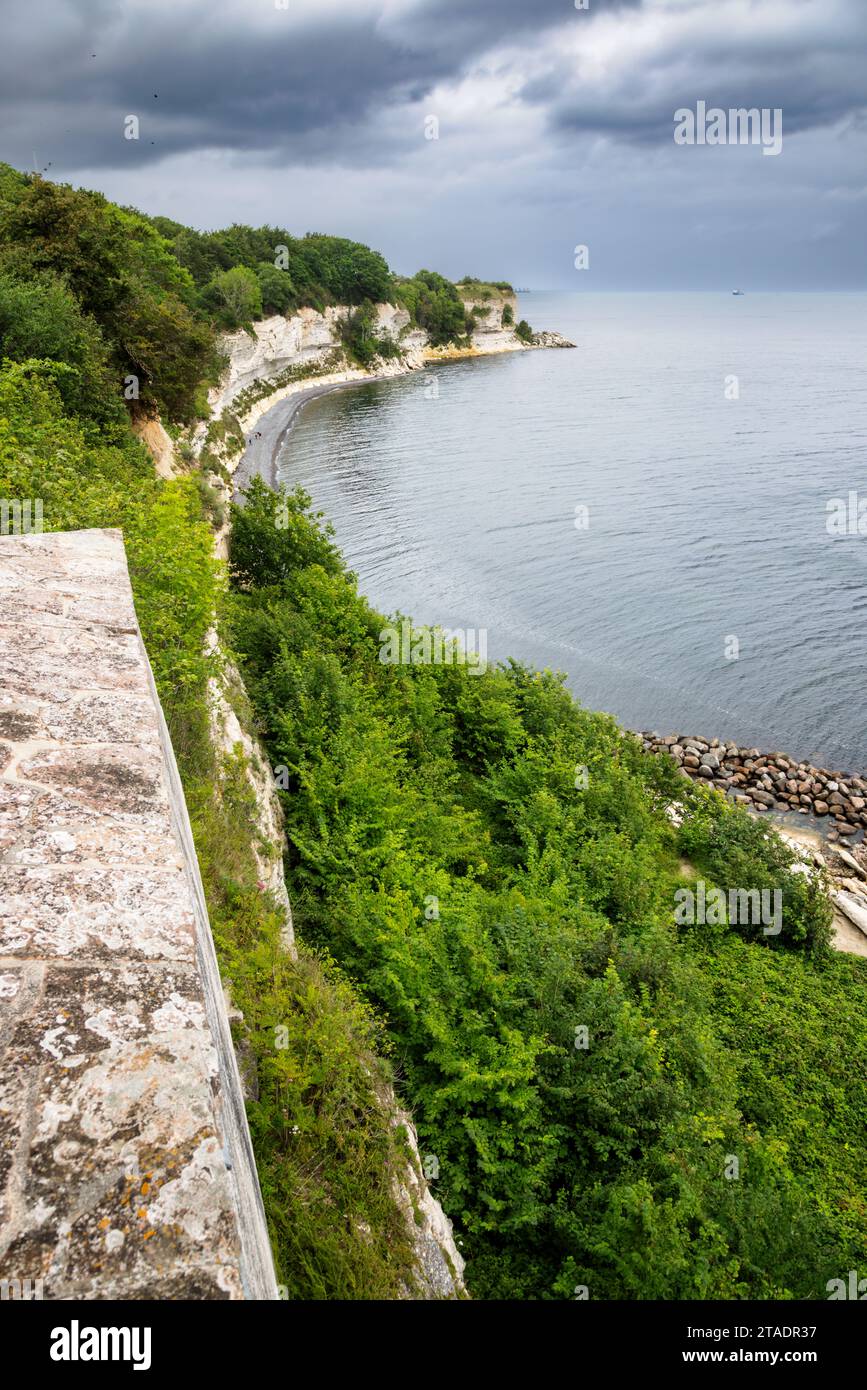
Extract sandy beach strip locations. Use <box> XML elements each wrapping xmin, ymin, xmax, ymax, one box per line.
<box><xmin>232</xmin><ymin>372</ymin><xmax>399</xmax><ymax>500</ymax></box>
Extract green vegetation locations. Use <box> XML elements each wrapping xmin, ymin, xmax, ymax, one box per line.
<box><xmin>336</xmin><ymin>301</ymin><xmax>403</xmax><ymax>368</ymax></box>
<box><xmin>2</xmin><ymin>162</ymin><xmax>862</xmax><ymax>1302</ymax></box>
<box><xmin>457</xmin><ymin>277</ymin><xmax>515</xmax><ymax>296</ymax></box>
<box><xmin>0</xmin><ymin>162</ymin><xmax>531</xmax><ymax>434</ymax></box>
<box><xmin>148</xmin><ymin>217</ymin><xmax>395</xmax><ymax>321</ymax></box>
<box><xmin>395</xmin><ymin>271</ymin><xmax>473</xmax><ymax>346</ymax></box>
<box><xmin>0</xmin><ymin>353</ymin><xmax>423</xmax><ymax>1300</ymax></box>
<box><xmin>0</xmin><ymin>173</ymin><xmax>215</xmax><ymax>422</ymax></box>
<box><xmin>0</xmin><ymin>165</ymin><xmax>439</xmax><ymax>1297</ymax></box>
<box><xmin>226</xmin><ymin>479</ymin><xmax>866</xmax><ymax>1301</ymax></box>
<box><xmin>201</xmin><ymin>264</ymin><xmax>263</xmax><ymax>328</ymax></box>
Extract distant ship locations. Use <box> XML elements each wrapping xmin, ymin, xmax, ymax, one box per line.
<box><xmin>732</xmin><ymin>288</ymin><xmax>745</xmax><ymax>295</ymax></box>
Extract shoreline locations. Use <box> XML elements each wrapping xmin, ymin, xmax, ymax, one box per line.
<box><xmin>220</xmin><ymin>369</ymin><xmax>867</xmax><ymax>955</ymax></box>
<box><xmin>230</xmin><ymin>375</ymin><xmax>867</xmax><ymax>849</ymax></box>
<box><xmin>642</xmin><ymin>731</ymin><xmax>867</xmax><ymax>842</ymax></box>
<box><xmin>230</xmin><ymin>378</ymin><xmax>867</xmax><ymax>849</ymax></box>
<box><xmin>230</xmin><ymin>332</ymin><xmax>574</xmax><ymax>500</ymax></box>
<box><xmin>232</xmin><ymin>371</ymin><xmax>397</xmax><ymax>499</ymax></box>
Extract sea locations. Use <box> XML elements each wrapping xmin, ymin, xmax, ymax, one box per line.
<box><xmin>276</xmin><ymin>291</ymin><xmax>867</xmax><ymax>771</ymax></box>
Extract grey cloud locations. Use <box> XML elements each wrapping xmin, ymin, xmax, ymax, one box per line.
<box><xmin>538</xmin><ymin>5</ymin><xmax>867</xmax><ymax>146</ymax></box>
<box><xmin>0</xmin><ymin>0</ymin><xmax>634</xmax><ymax>172</ymax></box>
<box><xmin>1</xmin><ymin>0</ymin><xmax>865</xmax><ymax>290</ymax></box>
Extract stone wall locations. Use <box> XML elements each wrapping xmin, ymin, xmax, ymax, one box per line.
<box><xmin>0</xmin><ymin>528</ymin><xmax>277</xmax><ymax>1300</ymax></box>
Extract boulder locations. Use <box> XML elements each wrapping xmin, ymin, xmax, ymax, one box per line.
<box><xmin>750</xmin><ymin>789</ymin><xmax>776</xmax><ymax>806</ymax></box>
<box><xmin>836</xmin><ymin>891</ymin><xmax>867</xmax><ymax>935</ymax></box>
<box><xmin>835</xmin><ymin>847</ymin><xmax>867</xmax><ymax>879</ymax></box>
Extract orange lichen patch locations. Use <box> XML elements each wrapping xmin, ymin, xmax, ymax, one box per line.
<box><xmin>142</xmin><ymin>1229</ymin><xmax>156</xmax><ymax>1240</ymax></box>
<box><xmin>137</xmin><ymin>1207</ymin><xmax>148</xmax><ymax>1220</ymax></box>
<box><xmin>98</xmin><ymin>1216</ymin><xmax>111</xmax><ymax>1230</ymax></box>
<box><xmin>140</xmin><ymin>1182</ymin><xmax>150</xmax><ymax>1195</ymax></box>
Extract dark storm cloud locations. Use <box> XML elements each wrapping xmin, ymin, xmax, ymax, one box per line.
<box><xmin>2</xmin><ymin>1</ymin><xmax>865</xmax><ymax>288</ymax></box>
<box><xmin>0</xmin><ymin>0</ymin><xmax>653</xmax><ymax>173</ymax></box>
<box><xmin>380</xmin><ymin>0</ymin><xmax>640</xmax><ymax>56</ymax></box>
<box><xmin>0</xmin><ymin>0</ymin><xmax>642</xmax><ymax>172</ymax></box>
<box><xmin>3</xmin><ymin>0</ymin><xmax>864</xmax><ymax>176</ymax></box>
<box><xmin>537</xmin><ymin>2</ymin><xmax>867</xmax><ymax>147</ymax></box>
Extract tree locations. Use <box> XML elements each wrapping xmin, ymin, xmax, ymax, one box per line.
<box><xmin>255</xmin><ymin>262</ymin><xmax>296</xmax><ymax>315</ymax></box>
<box><xmin>397</xmin><ymin>270</ymin><xmax>468</xmax><ymax>345</ymax></box>
<box><xmin>203</xmin><ymin>265</ymin><xmax>262</xmax><ymax>327</ymax></box>
<box><xmin>0</xmin><ymin>173</ymin><xmax>214</xmax><ymax>420</ymax></box>
<box><xmin>0</xmin><ymin>268</ymin><xmax>122</xmax><ymax>430</ymax></box>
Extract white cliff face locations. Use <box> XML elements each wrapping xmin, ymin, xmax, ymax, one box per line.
<box><xmin>459</xmin><ymin>291</ymin><xmax>525</xmax><ymax>354</ymax></box>
<box><xmin>207</xmin><ymin>294</ymin><xmax>573</xmax><ymax>418</ymax></box>
<box><xmin>390</xmin><ymin>1105</ymin><xmax>466</xmax><ymax>1299</ymax></box>
<box><xmin>133</xmin><ymin>293</ymin><xmax>574</xmax><ymax>1301</ymax></box>
<box><xmin>464</xmin><ymin>291</ymin><xmax>517</xmax><ymax>332</ymax></box>
<box><xmin>195</xmin><ymin>308</ymin><xmax>469</xmax><ymax>1298</ymax></box>
<box><xmin>211</xmin><ymin>304</ymin><xmax>423</xmax><ymax>415</ymax></box>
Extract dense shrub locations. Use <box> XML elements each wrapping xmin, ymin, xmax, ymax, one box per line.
<box><xmin>0</xmin><ymin>174</ymin><xmax>214</xmax><ymax>420</ymax></box>
<box><xmin>0</xmin><ymin>365</ymin><xmax>421</xmax><ymax>1298</ymax></box>
<box><xmin>226</xmin><ymin>481</ymin><xmax>866</xmax><ymax>1300</ymax></box>
<box><xmin>396</xmin><ymin>270</ymin><xmax>470</xmax><ymax>345</ymax></box>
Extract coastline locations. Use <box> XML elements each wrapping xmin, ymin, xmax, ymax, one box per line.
<box><xmin>220</xmin><ymin>321</ymin><xmax>867</xmax><ymax>959</ymax></box>
<box><xmin>642</xmin><ymin>731</ymin><xmax>867</xmax><ymax>842</ymax></box>
<box><xmin>226</xmin><ymin>306</ymin><xmax>575</xmax><ymax>500</ymax></box>
<box><xmin>229</xmin><ymin>376</ymin><xmax>867</xmax><ymax>850</ymax></box>
<box><xmin>230</xmin><ymin>336</ymin><xmax>573</xmax><ymax>499</ymax></box>
<box><xmin>232</xmin><ymin>371</ymin><xmax>397</xmax><ymax>499</ymax></box>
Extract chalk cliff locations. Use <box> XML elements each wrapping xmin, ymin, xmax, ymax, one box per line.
<box><xmin>122</xmin><ymin>293</ymin><xmax>574</xmax><ymax>1298</ymax></box>
<box><xmin>208</xmin><ymin>299</ymin><xmax>572</xmax><ymax>416</ymax></box>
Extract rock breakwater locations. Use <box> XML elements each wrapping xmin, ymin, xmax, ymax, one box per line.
<box><xmin>642</xmin><ymin>732</ymin><xmax>867</xmax><ymax>840</ymax></box>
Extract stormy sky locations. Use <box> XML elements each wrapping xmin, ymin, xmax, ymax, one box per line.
<box><xmin>2</xmin><ymin>0</ymin><xmax>866</xmax><ymax>288</ymax></box>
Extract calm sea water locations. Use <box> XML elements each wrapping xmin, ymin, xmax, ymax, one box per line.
<box><xmin>276</xmin><ymin>293</ymin><xmax>867</xmax><ymax>771</ymax></box>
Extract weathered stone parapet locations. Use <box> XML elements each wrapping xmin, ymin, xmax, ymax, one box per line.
<box><xmin>0</xmin><ymin>528</ymin><xmax>278</xmax><ymax>1300</ymax></box>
